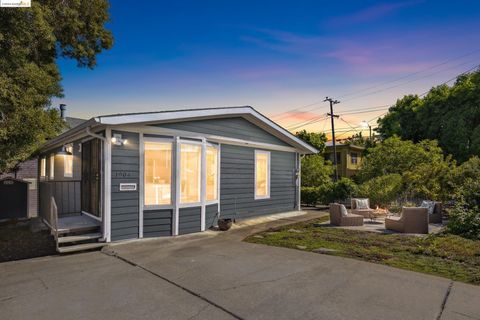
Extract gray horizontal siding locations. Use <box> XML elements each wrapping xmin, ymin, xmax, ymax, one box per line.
<box><xmin>143</xmin><ymin>209</ymin><xmax>172</xmax><ymax>237</ymax></box>
<box><xmin>111</xmin><ymin>130</ymin><xmax>140</xmax><ymax>241</ymax></box>
<box><xmin>220</xmin><ymin>144</ymin><xmax>296</xmax><ymax>220</ymax></box>
<box><xmin>179</xmin><ymin>206</ymin><xmax>201</xmax><ymax>235</ymax></box>
<box><xmin>153</xmin><ymin>117</ymin><xmax>289</xmax><ymax>146</ymax></box>
<box><xmin>205</xmin><ymin>204</ymin><xmax>218</xmax><ymax>228</ymax></box>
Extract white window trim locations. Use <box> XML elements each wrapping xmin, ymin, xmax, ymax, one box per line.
<box><xmin>142</xmin><ymin>137</ymin><xmax>174</xmax><ymax>209</ymax></box>
<box><xmin>49</xmin><ymin>154</ymin><xmax>55</xmax><ymax>180</ymax></box>
<box><xmin>254</xmin><ymin>150</ymin><xmax>271</xmax><ymax>200</ymax></box>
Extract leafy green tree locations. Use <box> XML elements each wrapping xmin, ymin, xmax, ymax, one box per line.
<box><xmin>377</xmin><ymin>69</ymin><xmax>480</xmax><ymax>162</ymax></box>
<box><xmin>295</xmin><ymin>130</ymin><xmax>327</xmax><ymax>153</ymax></box>
<box><xmin>358</xmin><ymin>136</ymin><xmax>455</xmax><ymax>200</ymax></box>
<box><xmin>0</xmin><ymin>1</ymin><xmax>113</xmax><ymax>172</ymax></box>
<box><xmin>301</xmin><ymin>154</ymin><xmax>334</xmax><ymax>187</ymax></box>
<box><xmin>358</xmin><ymin>136</ymin><xmax>446</xmax><ymax>181</ymax></box>
<box><xmin>358</xmin><ymin>174</ymin><xmax>403</xmax><ymax>207</ymax></box>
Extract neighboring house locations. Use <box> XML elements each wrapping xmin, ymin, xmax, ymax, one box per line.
<box><xmin>324</xmin><ymin>141</ymin><xmax>364</xmax><ymax>178</ymax></box>
<box><xmin>0</xmin><ymin>106</ymin><xmax>85</xmax><ymax>219</ymax></box>
<box><xmin>37</xmin><ymin>106</ymin><xmax>317</xmax><ymax>252</ymax></box>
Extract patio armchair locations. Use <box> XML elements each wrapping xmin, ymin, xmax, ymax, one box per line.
<box><xmin>426</xmin><ymin>201</ymin><xmax>443</xmax><ymax>224</ymax></box>
<box><xmin>351</xmin><ymin>198</ymin><xmax>374</xmax><ymax>218</ymax></box>
<box><xmin>329</xmin><ymin>203</ymin><xmax>364</xmax><ymax>227</ymax></box>
<box><xmin>385</xmin><ymin>207</ymin><xmax>429</xmax><ymax>234</ymax></box>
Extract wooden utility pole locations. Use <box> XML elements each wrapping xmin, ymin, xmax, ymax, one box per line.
<box><xmin>324</xmin><ymin>97</ymin><xmax>340</xmax><ymax>181</ymax></box>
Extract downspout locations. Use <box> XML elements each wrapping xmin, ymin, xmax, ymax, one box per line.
<box><xmin>85</xmin><ymin>126</ymin><xmax>109</xmax><ymax>242</ymax></box>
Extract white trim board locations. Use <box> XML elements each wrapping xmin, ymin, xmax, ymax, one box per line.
<box><xmin>94</xmin><ymin>107</ymin><xmax>317</xmax><ymax>154</ymax></box>
<box><xmin>113</xmin><ymin>124</ymin><xmax>298</xmax><ymax>153</ymax></box>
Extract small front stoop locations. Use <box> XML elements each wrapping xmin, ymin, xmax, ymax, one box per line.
<box><xmin>56</xmin><ymin>229</ymin><xmax>105</xmax><ymax>253</ymax></box>
<box><xmin>53</xmin><ymin>216</ymin><xmax>106</xmax><ymax>254</ymax></box>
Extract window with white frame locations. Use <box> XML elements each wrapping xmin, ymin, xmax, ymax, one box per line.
<box><xmin>180</xmin><ymin>143</ymin><xmax>201</xmax><ymax>204</ymax></box>
<box><xmin>40</xmin><ymin>157</ymin><xmax>46</xmax><ymax>178</ymax></box>
<box><xmin>144</xmin><ymin>140</ymin><xmax>172</xmax><ymax>206</ymax></box>
<box><xmin>255</xmin><ymin>150</ymin><xmax>270</xmax><ymax>199</ymax></box>
<box><xmin>49</xmin><ymin>154</ymin><xmax>54</xmax><ymax>180</ymax></box>
<box><xmin>64</xmin><ymin>145</ymin><xmax>73</xmax><ymax>178</ymax></box>
<box><xmin>206</xmin><ymin>145</ymin><xmax>219</xmax><ymax>201</ymax></box>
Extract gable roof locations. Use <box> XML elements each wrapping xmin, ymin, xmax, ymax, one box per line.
<box><xmin>42</xmin><ymin>106</ymin><xmax>318</xmax><ymax>154</ymax></box>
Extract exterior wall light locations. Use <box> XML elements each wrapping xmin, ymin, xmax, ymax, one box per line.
<box><xmin>112</xmin><ymin>133</ymin><xmax>127</xmax><ymax>146</ymax></box>
<box><xmin>57</xmin><ymin>145</ymin><xmax>73</xmax><ymax>156</ymax></box>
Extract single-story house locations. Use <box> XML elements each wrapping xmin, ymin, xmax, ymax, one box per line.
<box><xmin>37</xmin><ymin>106</ymin><xmax>317</xmax><ymax>252</ymax></box>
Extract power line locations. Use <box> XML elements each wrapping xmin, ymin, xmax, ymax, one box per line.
<box><xmin>284</xmin><ymin>63</ymin><xmax>480</xmax><ymax>131</ymax></box>
<box><xmin>336</xmin><ymin>48</ymin><xmax>480</xmax><ymax>100</ymax></box>
<box><xmin>271</xmin><ymin>48</ymin><xmax>480</xmax><ymax>119</ymax></box>
<box><xmin>341</xmin><ymin>59</ymin><xmax>480</xmax><ymax>102</ymax></box>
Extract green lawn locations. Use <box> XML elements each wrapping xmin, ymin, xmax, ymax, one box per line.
<box><xmin>244</xmin><ymin>216</ymin><xmax>480</xmax><ymax>285</ymax></box>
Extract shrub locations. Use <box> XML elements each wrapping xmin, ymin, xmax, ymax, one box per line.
<box><xmin>358</xmin><ymin>174</ymin><xmax>403</xmax><ymax>207</ymax></box>
<box><xmin>301</xmin><ymin>187</ymin><xmax>320</xmax><ymax>206</ymax></box>
<box><xmin>326</xmin><ymin>178</ymin><xmax>358</xmax><ymax>203</ymax></box>
<box><xmin>447</xmin><ymin>177</ymin><xmax>480</xmax><ymax>240</ymax></box>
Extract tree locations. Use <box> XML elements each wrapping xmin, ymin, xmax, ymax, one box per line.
<box><xmin>301</xmin><ymin>154</ymin><xmax>334</xmax><ymax>187</ymax></box>
<box><xmin>358</xmin><ymin>136</ymin><xmax>446</xmax><ymax>181</ymax></box>
<box><xmin>0</xmin><ymin>1</ymin><xmax>113</xmax><ymax>172</ymax></box>
<box><xmin>358</xmin><ymin>136</ymin><xmax>455</xmax><ymax>200</ymax></box>
<box><xmin>295</xmin><ymin>130</ymin><xmax>327</xmax><ymax>153</ymax></box>
<box><xmin>377</xmin><ymin>69</ymin><xmax>480</xmax><ymax>162</ymax></box>
<box><xmin>358</xmin><ymin>174</ymin><xmax>403</xmax><ymax>207</ymax></box>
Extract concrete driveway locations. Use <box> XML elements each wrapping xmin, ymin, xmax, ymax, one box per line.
<box><xmin>1</xmin><ymin>211</ymin><xmax>479</xmax><ymax>320</ymax></box>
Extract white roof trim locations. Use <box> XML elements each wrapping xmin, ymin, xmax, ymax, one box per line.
<box><xmin>96</xmin><ymin>107</ymin><xmax>317</xmax><ymax>154</ymax></box>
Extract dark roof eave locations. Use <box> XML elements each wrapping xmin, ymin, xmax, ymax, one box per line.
<box><xmin>40</xmin><ymin>118</ymin><xmax>99</xmax><ymax>152</ymax></box>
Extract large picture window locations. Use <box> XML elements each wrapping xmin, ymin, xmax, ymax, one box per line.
<box><xmin>180</xmin><ymin>143</ymin><xmax>201</xmax><ymax>204</ymax></box>
<box><xmin>206</xmin><ymin>146</ymin><xmax>218</xmax><ymax>201</ymax></box>
<box><xmin>255</xmin><ymin>150</ymin><xmax>270</xmax><ymax>199</ymax></box>
<box><xmin>144</xmin><ymin>141</ymin><xmax>172</xmax><ymax>206</ymax></box>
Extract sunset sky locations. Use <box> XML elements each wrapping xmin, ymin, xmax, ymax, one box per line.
<box><xmin>55</xmin><ymin>0</ymin><xmax>480</xmax><ymax>140</ymax></box>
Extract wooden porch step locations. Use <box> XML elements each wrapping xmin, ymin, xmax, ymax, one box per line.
<box><xmin>57</xmin><ymin>242</ymin><xmax>106</xmax><ymax>254</ymax></box>
<box><xmin>58</xmin><ymin>233</ymin><xmax>102</xmax><ymax>244</ymax></box>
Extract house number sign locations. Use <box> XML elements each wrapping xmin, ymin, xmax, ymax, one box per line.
<box><xmin>115</xmin><ymin>171</ymin><xmax>133</xmax><ymax>178</ymax></box>
<box><xmin>119</xmin><ymin>183</ymin><xmax>137</xmax><ymax>191</ymax></box>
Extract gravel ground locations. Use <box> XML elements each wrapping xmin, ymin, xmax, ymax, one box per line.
<box><xmin>0</xmin><ymin>221</ymin><xmax>57</xmax><ymax>262</ymax></box>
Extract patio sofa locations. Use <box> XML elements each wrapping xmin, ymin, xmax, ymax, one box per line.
<box><xmin>329</xmin><ymin>203</ymin><xmax>364</xmax><ymax>227</ymax></box>
<box><xmin>385</xmin><ymin>207</ymin><xmax>429</xmax><ymax>234</ymax></box>
<box><xmin>351</xmin><ymin>198</ymin><xmax>374</xmax><ymax>218</ymax></box>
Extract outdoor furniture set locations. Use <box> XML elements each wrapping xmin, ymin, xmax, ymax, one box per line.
<box><xmin>329</xmin><ymin>199</ymin><xmax>443</xmax><ymax>234</ymax></box>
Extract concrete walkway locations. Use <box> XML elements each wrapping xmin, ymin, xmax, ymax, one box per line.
<box><xmin>1</xmin><ymin>210</ymin><xmax>479</xmax><ymax>320</ymax></box>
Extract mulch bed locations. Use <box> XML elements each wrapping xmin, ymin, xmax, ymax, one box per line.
<box><xmin>0</xmin><ymin>221</ymin><xmax>57</xmax><ymax>263</ymax></box>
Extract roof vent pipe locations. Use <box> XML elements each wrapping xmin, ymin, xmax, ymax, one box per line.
<box><xmin>59</xmin><ymin>104</ymin><xmax>67</xmax><ymax>120</ymax></box>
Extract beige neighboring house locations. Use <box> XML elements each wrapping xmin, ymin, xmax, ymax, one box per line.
<box><xmin>0</xmin><ymin>106</ymin><xmax>85</xmax><ymax>218</ymax></box>
<box><xmin>324</xmin><ymin>141</ymin><xmax>364</xmax><ymax>178</ymax></box>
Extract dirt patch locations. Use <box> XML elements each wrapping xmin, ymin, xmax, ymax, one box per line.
<box><xmin>0</xmin><ymin>222</ymin><xmax>57</xmax><ymax>262</ymax></box>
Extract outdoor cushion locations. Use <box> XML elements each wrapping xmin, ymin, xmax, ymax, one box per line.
<box><xmin>356</xmin><ymin>199</ymin><xmax>369</xmax><ymax>209</ymax></box>
<box><xmin>340</xmin><ymin>204</ymin><xmax>348</xmax><ymax>217</ymax></box>
<box><xmin>421</xmin><ymin>200</ymin><xmax>435</xmax><ymax>215</ymax></box>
